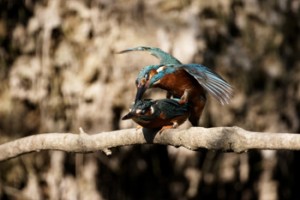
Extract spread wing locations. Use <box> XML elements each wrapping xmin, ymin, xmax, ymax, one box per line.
<box><xmin>156</xmin><ymin>99</ymin><xmax>189</xmax><ymax>119</ymax></box>
<box><xmin>117</xmin><ymin>46</ymin><xmax>182</xmax><ymax>65</ymax></box>
<box><xmin>178</xmin><ymin>64</ymin><xmax>233</xmax><ymax>105</ymax></box>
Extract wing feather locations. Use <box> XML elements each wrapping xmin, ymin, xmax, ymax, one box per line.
<box><xmin>178</xmin><ymin>64</ymin><xmax>233</xmax><ymax>105</ymax></box>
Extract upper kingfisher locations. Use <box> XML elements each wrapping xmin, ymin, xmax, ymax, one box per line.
<box><xmin>122</xmin><ymin>98</ymin><xmax>190</xmax><ymax>129</ymax></box>
<box><xmin>119</xmin><ymin>46</ymin><xmax>233</xmax><ymax>126</ymax></box>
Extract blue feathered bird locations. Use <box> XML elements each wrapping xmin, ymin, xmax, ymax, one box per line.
<box><xmin>122</xmin><ymin>98</ymin><xmax>190</xmax><ymax>129</ymax></box>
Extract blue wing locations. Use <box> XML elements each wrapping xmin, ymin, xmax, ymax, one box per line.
<box><xmin>118</xmin><ymin>46</ymin><xmax>182</xmax><ymax>65</ymax></box>
<box><xmin>177</xmin><ymin>64</ymin><xmax>233</xmax><ymax>105</ymax></box>
<box><xmin>155</xmin><ymin>99</ymin><xmax>189</xmax><ymax>119</ymax></box>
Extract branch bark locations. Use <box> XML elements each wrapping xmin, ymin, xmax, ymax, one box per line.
<box><xmin>0</xmin><ymin>126</ymin><xmax>299</xmax><ymax>161</ymax></box>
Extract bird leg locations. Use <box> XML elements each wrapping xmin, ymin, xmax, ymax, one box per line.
<box><xmin>158</xmin><ymin>125</ymin><xmax>173</xmax><ymax>134</ymax></box>
<box><xmin>179</xmin><ymin>89</ymin><xmax>190</xmax><ymax>104</ymax></box>
<box><xmin>166</xmin><ymin>91</ymin><xmax>172</xmax><ymax>99</ymax></box>
<box><xmin>172</xmin><ymin>121</ymin><xmax>179</xmax><ymax>128</ymax></box>
<box><xmin>158</xmin><ymin>122</ymin><xmax>178</xmax><ymax>134</ymax></box>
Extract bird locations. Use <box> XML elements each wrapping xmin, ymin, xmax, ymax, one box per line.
<box><xmin>133</xmin><ymin>63</ymin><xmax>233</xmax><ymax>126</ymax></box>
<box><xmin>122</xmin><ymin>98</ymin><xmax>190</xmax><ymax>130</ymax></box>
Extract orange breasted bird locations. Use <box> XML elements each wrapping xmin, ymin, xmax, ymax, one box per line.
<box><xmin>122</xmin><ymin>98</ymin><xmax>190</xmax><ymax>129</ymax></box>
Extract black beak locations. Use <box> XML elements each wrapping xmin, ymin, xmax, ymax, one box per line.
<box><xmin>116</xmin><ymin>49</ymin><xmax>131</xmax><ymax>54</ymax></box>
<box><xmin>135</xmin><ymin>84</ymin><xmax>147</xmax><ymax>103</ymax></box>
<box><xmin>116</xmin><ymin>47</ymin><xmax>147</xmax><ymax>54</ymax></box>
<box><xmin>121</xmin><ymin>112</ymin><xmax>136</xmax><ymax>120</ymax></box>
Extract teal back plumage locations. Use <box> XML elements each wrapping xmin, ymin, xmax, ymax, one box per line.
<box><xmin>155</xmin><ymin>98</ymin><xmax>189</xmax><ymax>119</ymax></box>
<box><xmin>131</xmin><ymin>99</ymin><xmax>189</xmax><ymax>121</ymax></box>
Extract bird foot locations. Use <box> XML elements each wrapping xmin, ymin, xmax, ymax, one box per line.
<box><xmin>166</xmin><ymin>91</ymin><xmax>172</xmax><ymax>99</ymax></box>
<box><xmin>178</xmin><ymin>98</ymin><xmax>187</xmax><ymax>104</ymax></box>
<box><xmin>158</xmin><ymin>122</ymin><xmax>178</xmax><ymax>134</ymax></box>
<box><xmin>158</xmin><ymin>125</ymin><xmax>174</xmax><ymax>134</ymax></box>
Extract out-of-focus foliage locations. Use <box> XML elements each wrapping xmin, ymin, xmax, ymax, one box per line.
<box><xmin>0</xmin><ymin>0</ymin><xmax>299</xmax><ymax>199</ymax></box>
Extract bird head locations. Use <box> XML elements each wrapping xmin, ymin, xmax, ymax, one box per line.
<box><xmin>122</xmin><ymin>99</ymin><xmax>156</xmax><ymax>120</ymax></box>
<box><xmin>134</xmin><ymin>65</ymin><xmax>168</xmax><ymax>102</ymax></box>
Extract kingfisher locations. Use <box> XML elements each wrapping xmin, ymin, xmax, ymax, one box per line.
<box><xmin>122</xmin><ymin>98</ymin><xmax>190</xmax><ymax>129</ymax></box>
<box><xmin>119</xmin><ymin>46</ymin><xmax>233</xmax><ymax>126</ymax></box>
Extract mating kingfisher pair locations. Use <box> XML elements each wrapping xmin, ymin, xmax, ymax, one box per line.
<box><xmin>120</xmin><ymin>46</ymin><xmax>233</xmax><ymax>130</ymax></box>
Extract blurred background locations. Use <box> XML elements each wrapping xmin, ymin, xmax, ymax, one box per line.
<box><xmin>0</xmin><ymin>0</ymin><xmax>299</xmax><ymax>199</ymax></box>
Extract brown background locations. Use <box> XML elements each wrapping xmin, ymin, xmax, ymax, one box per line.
<box><xmin>0</xmin><ymin>0</ymin><xmax>299</xmax><ymax>199</ymax></box>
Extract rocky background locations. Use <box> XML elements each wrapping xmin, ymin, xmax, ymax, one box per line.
<box><xmin>0</xmin><ymin>0</ymin><xmax>299</xmax><ymax>199</ymax></box>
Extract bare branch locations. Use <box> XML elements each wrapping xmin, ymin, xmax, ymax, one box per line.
<box><xmin>0</xmin><ymin>126</ymin><xmax>299</xmax><ymax>161</ymax></box>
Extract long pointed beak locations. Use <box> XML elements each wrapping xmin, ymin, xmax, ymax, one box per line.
<box><xmin>116</xmin><ymin>49</ymin><xmax>132</xmax><ymax>54</ymax></box>
<box><xmin>135</xmin><ymin>84</ymin><xmax>147</xmax><ymax>103</ymax></box>
<box><xmin>121</xmin><ymin>112</ymin><xmax>136</xmax><ymax>120</ymax></box>
<box><xmin>116</xmin><ymin>47</ymin><xmax>147</xmax><ymax>54</ymax></box>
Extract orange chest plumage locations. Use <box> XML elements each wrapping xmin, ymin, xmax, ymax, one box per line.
<box><xmin>155</xmin><ymin>69</ymin><xmax>206</xmax><ymax>98</ymax></box>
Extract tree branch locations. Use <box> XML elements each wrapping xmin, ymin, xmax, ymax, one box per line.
<box><xmin>0</xmin><ymin>126</ymin><xmax>299</xmax><ymax>161</ymax></box>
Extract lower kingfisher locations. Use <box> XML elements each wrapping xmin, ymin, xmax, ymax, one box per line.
<box><xmin>133</xmin><ymin>63</ymin><xmax>233</xmax><ymax>126</ymax></box>
<box><xmin>122</xmin><ymin>98</ymin><xmax>190</xmax><ymax>129</ymax></box>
